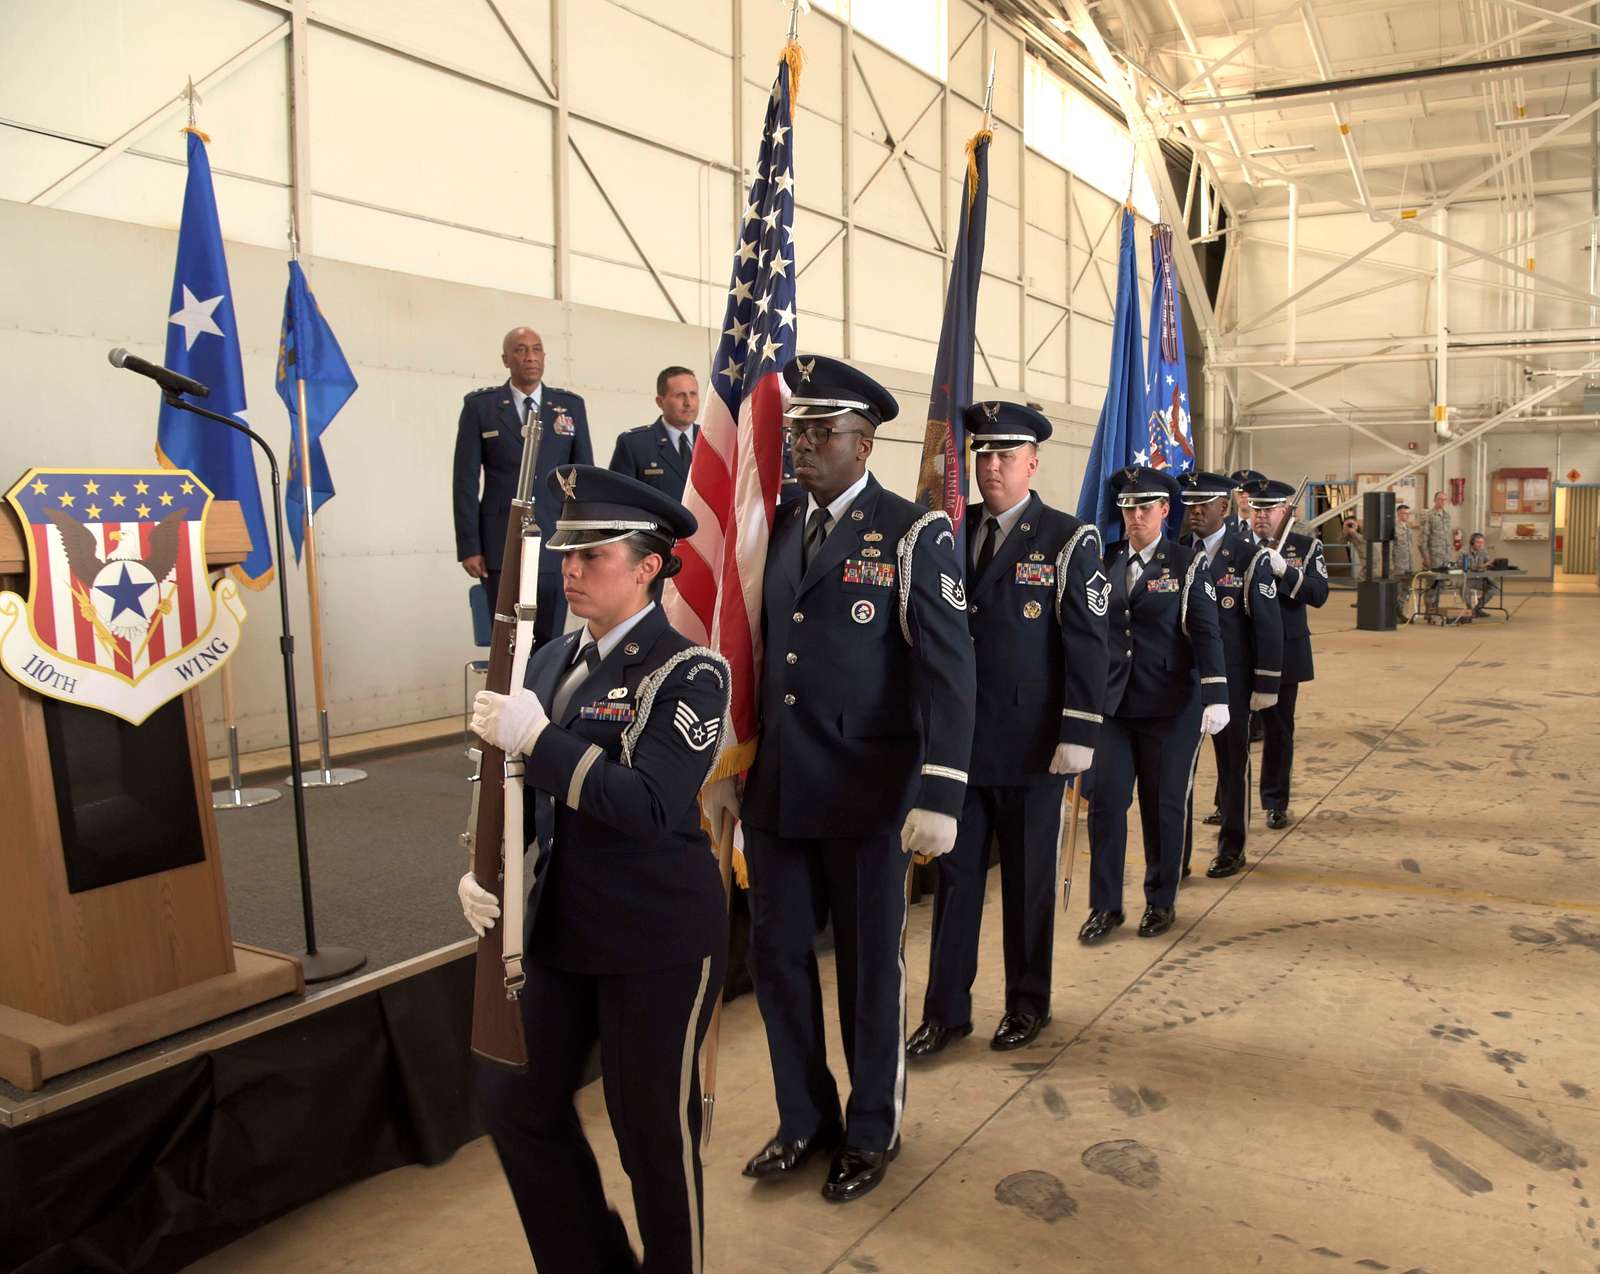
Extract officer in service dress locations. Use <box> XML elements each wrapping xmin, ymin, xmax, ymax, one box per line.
<box><xmin>1178</xmin><ymin>472</ymin><xmax>1282</xmax><ymax>878</ymax></box>
<box><xmin>1080</xmin><ymin>467</ymin><xmax>1229</xmax><ymax>944</ymax></box>
<box><xmin>452</xmin><ymin>326</ymin><xmax>593</xmax><ymax>645</ymax></box>
<box><xmin>608</xmin><ymin>366</ymin><xmax>700</xmax><ymax>501</ymax></box>
<box><xmin>460</xmin><ymin>465</ymin><xmax>728</xmax><ymax>1274</ymax></box>
<box><xmin>1243</xmin><ymin>476</ymin><xmax>1329</xmax><ymax>829</ymax></box>
<box><xmin>907</xmin><ymin>401</ymin><xmax>1107</xmax><ymax>1059</ymax></box>
<box><xmin>703</xmin><ymin>355</ymin><xmax>976</xmax><ymax>1204</ymax></box>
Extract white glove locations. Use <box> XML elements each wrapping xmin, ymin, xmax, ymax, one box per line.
<box><xmin>1201</xmin><ymin>703</ymin><xmax>1231</xmax><ymax>736</ymax></box>
<box><xmin>900</xmin><ymin>808</ymin><xmax>959</xmax><ymax>858</ymax></box>
<box><xmin>701</xmin><ymin>775</ymin><xmax>741</xmax><ymax>836</ymax></box>
<box><xmin>1049</xmin><ymin>743</ymin><xmax>1095</xmax><ymax>775</ymax></box>
<box><xmin>470</xmin><ymin>688</ymin><xmax>549</xmax><ymax>756</ymax></box>
<box><xmin>458</xmin><ymin>871</ymin><xmax>500</xmax><ymax>938</ymax></box>
<box><xmin>1249</xmin><ymin>692</ymin><xmax>1278</xmax><ymax>713</ymax></box>
<box><xmin>1264</xmin><ymin>548</ymin><xmax>1287</xmax><ymax>577</ymax></box>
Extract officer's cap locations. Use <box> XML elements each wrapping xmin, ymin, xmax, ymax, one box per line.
<box><xmin>1110</xmin><ymin>465</ymin><xmax>1181</xmax><ymax>509</ymax></box>
<box><xmin>1178</xmin><ymin>471</ymin><xmax>1234</xmax><ymax>505</ymax></box>
<box><xmin>1241</xmin><ymin>476</ymin><xmax>1297</xmax><ymax>509</ymax></box>
<box><xmin>1228</xmin><ymin>468</ymin><xmax>1266</xmax><ymax>489</ymax></box>
<box><xmin>964</xmin><ymin>400</ymin><xmax>1052</xmax><ymax>452</ymax></box>
<box><xmin>782</xmin><ymin>354</ymin><xmax>898</xmax><ymax>427</ymax></box>
<box><xmin>545</xmin><ymin>465</ymin><xmax>697</xmax><ymax>551</ymax></box>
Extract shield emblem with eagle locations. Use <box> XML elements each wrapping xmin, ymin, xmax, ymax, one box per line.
<box><xmin>0</xmin><ymin>467</ymin><xmax>246</xmax><ymax>724</ymax></box>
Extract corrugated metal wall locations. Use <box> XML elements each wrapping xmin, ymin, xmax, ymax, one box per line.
<box><xmin>1564</xmin><ymin>486</ymin><xmax>1599</xmax><ymax>578</ymax></box>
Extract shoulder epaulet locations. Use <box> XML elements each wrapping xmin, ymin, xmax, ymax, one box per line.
<box><xmin>465</xmin><ymin>384</ymin><xmax>502</xmax><ymax>399</ymax></box>
<box><xmin>545</xmin><ymin>385</ymin><xmax>582</xmax><ymax>401</ymax></box>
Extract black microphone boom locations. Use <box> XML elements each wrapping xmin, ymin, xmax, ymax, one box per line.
<box><xmin>108</xmin><ymin>347</ymin><xmax>211</xmax><ymax>399</ymax></box>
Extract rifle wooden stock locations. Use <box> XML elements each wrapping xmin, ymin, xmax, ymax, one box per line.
<box><xmin>470</xmin><ymin>500</ymin><xmax>532</xmax><ymax>1070</ymax></box>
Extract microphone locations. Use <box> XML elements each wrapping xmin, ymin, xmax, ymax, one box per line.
<box><xmin>108</xmin><ymin>348</ymin><xmax>211</xmax><ymax>399</ymax></box>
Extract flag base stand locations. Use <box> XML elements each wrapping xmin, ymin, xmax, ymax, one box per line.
<box><xmin>283</xmin><ymin>711</ymin><xmax>367</xmax><ymax>788</ymax></box>
<box><xmin>299</xmin><ymin>944</ymin><xmax>366</xmax><ymax>984</ymax></box>
<box><xmin>213</xmin><ymin>723</ymin><xmax>283</xmax><ymax>810</ymax></box>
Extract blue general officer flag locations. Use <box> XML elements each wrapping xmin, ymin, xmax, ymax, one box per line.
<box><xmin>1075</xmin><ymin>207</ymin><xmax>1145</xmax><ymax>545</ymax></box>
<box><xmin>276</xmin><ymin>260</ymin><xmax>357</xmax><ymax>563</ymax></box>
<box><xmin>1144</xmin><ymin>223</ymin><xmax>1196</xmax><ymax>533</ymax></box>
<box><xmin>155</xmin><ymin>130</ymin><xmax>272</xmax><ymax>586</ymax></box>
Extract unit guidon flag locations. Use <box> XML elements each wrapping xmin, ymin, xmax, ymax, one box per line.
<box><xmin>0</xmin><ymin>467</ymin><xmax>246</xmax><ymax>723</ymax></box>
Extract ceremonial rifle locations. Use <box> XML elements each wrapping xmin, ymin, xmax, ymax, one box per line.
<box><xmin>1274</xmin><ymin>476</ymin><xmax>1312</xmax><ymax>550</ymax></box>
<box><xmin>464</xmin><ymin>408</ymin><xmax>546</xmax><ymax>1070</ymax></box>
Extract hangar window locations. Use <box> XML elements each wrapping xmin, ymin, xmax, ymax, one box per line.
<box><xmin>811</xmin><ymin>0</ymin><xmax>948</xmax><ymax>82</ymax></box>
<box><xmin>1024</xmin><ymin>56</ymin><xmax>1158</xmax><ymax>221</ymax></box>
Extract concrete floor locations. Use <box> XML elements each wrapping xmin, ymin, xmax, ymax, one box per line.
<box><xmin>194</xmin><ymin>591</ymin><xmax>1600</xmax><ymax>1274</ymax></box>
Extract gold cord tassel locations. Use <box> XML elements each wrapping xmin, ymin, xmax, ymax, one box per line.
<box><xmin>964</xmin><ymin>128</ymin><xmax>992</xmax><ymax>211</ymax></box>
<box><xmin>782</xmin><ymin>40</ymin><xmax>805</xmax><ymax>112</ymax></box>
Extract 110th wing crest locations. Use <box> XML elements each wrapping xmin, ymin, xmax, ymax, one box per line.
<box><xmin>0</xmin><ymin>467</ymin><xmax>247</xmax><ymax>724</ymax></box>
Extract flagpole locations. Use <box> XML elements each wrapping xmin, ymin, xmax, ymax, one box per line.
<box><xmin>981</xmin><ymin>51</ymin><xmax>997</xmax><ymax>131</ymax></box>
<box><xmin>211</xmin><ymin>647</ymin><xmax>282</xmax><ymax>810</ymax></box>
<box><xmin>285</xmin><ymin>261</ymin><xmax>365</xmax><ymax>790</ymax></box>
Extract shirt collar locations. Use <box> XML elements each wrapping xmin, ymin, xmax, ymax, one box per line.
<box><xmin>1129</xmin><ymin>537</ymin><xmax>1160</xmax><ymax>566</ymax></box>
<box><xmin>510</xmin><ymin>380</ymin><xmax>541</xmax><ymax>414</ymax></box>
<box><xmin>660</xmin><ymin>417</ymin><xmax>694</xmax><ymax>447</ymax></box>
<box><xmin>806</xmin><ymin>469</ymin><xmax>871</xmax><ymax>526</ymax></box>
<box><xmin>979</xmin><ymin>493</ymin><xmax>1031</xmax><ymax>539</ymax></box>
<box><xmin>582</xmin><ymin>602</ymin><xmax>656</xmax><ymax>662</ymax></box>
<box><xmin>1201</xmin><ymin>525</ymin><xmax>1227</xmax><ymax>560</ymax></box>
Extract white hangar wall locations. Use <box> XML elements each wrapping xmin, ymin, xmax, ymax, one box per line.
<box><xmin>1</xmin><ymin>0</ymin><xmax>1176</xmax><ymax>750</ymax></box>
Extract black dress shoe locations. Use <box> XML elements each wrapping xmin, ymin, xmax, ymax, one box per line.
<box><xmin>821</xmin><ymin>1140</ymin><xmax>899</xmax><ymax>1203</ymax></box>
<box><xmin>906</xmin><ymin>1020</ymin><xmax>972</xmax><ymax>1058</ymax></box>
<box><xmin>1078</xmin><ymin>910</ymin><xmax>1125</xmax><ymax>945</ymax></box>
<box><xmin>991</xmin><ymin>1012</ymin><xmax>1049</xmax><ymax>1051</ymax></box>
<box><xmin>1206</xmin><ymin>853</ymin><xmax>1246</xmax><ymax>878</ymax></box>
<box><xmin>743</xmin><ymin>1122</ymin><xmax>843</xmax><ymax>1179</ymax></box>
<box><xmin>1202</xmin><ymin>808</ymin><xmax>1223</xmax><ymax>826</ymax></box>
<box><xmin>1265</xmin><ymin>809</ymin><xmax>1290</xmax><ymax>830</ymax></box>
<box><xmin>1137</xmin><ymin>906</ymin><xmax>1175</xmax><ymax>938</ymax></box>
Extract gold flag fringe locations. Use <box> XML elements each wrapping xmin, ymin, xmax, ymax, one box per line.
<box><xmin>964</xmin><ymin>128</ymin><xmax>992</xmax><ymax>212</ymax></box>
<box><xmin>181</xmin><ymin>125</ymin><xmax>212</xmax><ymax>144</ymax></box>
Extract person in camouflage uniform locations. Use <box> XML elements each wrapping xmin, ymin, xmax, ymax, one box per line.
<box><xmin>1391</xmin><ymin>504</ymin><xmax>1419</xmax><ymax>623</ymax></box>
<box><xmin>1420</xmin><ymin>491</ymin><xmax>1452</xmax><ymax>569</ymax></box>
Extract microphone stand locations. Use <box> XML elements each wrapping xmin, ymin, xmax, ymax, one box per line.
<box><xmin>161</xmin><ymin>391</ymin><xmax>365</xmax><ymax>984</ymax></box>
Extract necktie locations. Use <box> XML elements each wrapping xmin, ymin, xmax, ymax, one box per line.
<box><xmin>1128</xmin><ymin>552</ymin><xmax>1145</xmax><ymax>592</ymax></box>
<box><xmin>678</xmin><ymin>431</ymin><xmax>693</xmax><ymax>465</ymax></box>
<box><xmin>973</xmin><ymin>515</ymin><xmax>999</xmax><ymax>578</ymax></box>
<box><xmin>551</xmin><ymin>642</ymin><xmax>602</xmax><ymax>722</ymax></box>
<box><xmin>802</xmin><ymin>508</ymin><xmax>830</xmax><ymax>571</ymax></box>
<box><xmin>524</xmin><ymin>395</ymin><xmax>537</xmax><ymax>427</ymax></box>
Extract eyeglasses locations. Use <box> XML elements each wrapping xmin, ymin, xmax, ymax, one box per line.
<box><xmin>785</xmin><ymin>423</ymin><xmax>868</xmax><ymax>447</ymax></box>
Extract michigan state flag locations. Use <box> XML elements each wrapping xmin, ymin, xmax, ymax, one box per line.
<box><xmin>155</xmin><ymin>131</ymin><xmax>272</xmax><ymax>586</ymax></box>
<box><xmin>276</xmin><ymin>260</ymin><xmax>357</xmax><ymax>563</ymax></box>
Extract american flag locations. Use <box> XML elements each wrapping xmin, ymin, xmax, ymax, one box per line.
<box><xmin>666</xmin><ymin>47</ymin><xmax>799</xmax><ymax>783</ymax></box>
<box><xmin>9</xmin><ymin>469</ymin><xmax>212</xmax><ymax>682</ymax></box>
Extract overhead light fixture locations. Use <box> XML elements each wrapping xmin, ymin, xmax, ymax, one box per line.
<box><xmin>1493</xmin><ymin>113</ymin><xmax>1570</xmax><ymax>129</ymax></box>
<box><xmin>1248</xmin><ymin>144</ymin><xmax>1316</xmax><ymax>156</ymax></box>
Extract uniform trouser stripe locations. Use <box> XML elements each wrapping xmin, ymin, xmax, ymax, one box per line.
<box><xmin>892</xmin><ymin>856</ymin><xmax>911</xmax><ymax>1146</ymax></box>
<box><xmin>678</xmin><ymin>956</ymin><xmax>713</xmax><ymax>1274</ymax></box>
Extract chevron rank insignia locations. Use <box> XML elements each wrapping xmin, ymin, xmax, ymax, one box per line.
<box><xmin>939</xmin><ymin>574</ymin><xmax>967</xmax><ymax>610</ymax></box>
<box><xmin>673</xmin><ymin>700</ymin><xmax>720</xmax><ymax>752</ymax></box>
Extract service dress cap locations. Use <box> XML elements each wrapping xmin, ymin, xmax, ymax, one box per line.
<box><xmin>1177</xmin><ymin>470</ymin><xmax>1235</xmax><ymax>505</ymax></box>
<box><xmin>964</xmin><ymin>400</ymin><xmax>1053</xmax><ymax>452</ymax></box>
<box><xmin>1240</xmin><ymin>476</ymin><xmax>1297</xmax><ymax>510</ymax></box>
<box><xmin>781</xmin><ymin>354</ymin><xmax>898</xmax><ymax>426</ymax></box>
<box><xmin>545</xmin><ymin>464</ymin><xmax>697</xmax><ymax>550</ymax></box>
<box><xmin>1110</xmin><ymin>464</ymin><xmax>1182</xmax><ymax>509</ymax></box>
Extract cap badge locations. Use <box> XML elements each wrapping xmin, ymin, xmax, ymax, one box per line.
<box><xmin>796</xmin><ymin>356</ymin><xmax>816</xmax><ymax>384</ymax></box>
<box><xmin>850</xmin><ymin>509</ymin><xmax>864</xmax><ymax>521</ymax></box>
<box><xmin>982</xmin><ymin>402</ymin><xmax>1001</xmax><ymax>421</ymax></box>
<box><xmin>556</xmin><ymin>467</ymin><xmax>578</xmax><ymax>501</ymax></box>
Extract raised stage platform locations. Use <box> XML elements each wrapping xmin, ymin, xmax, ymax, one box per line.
<box><xmin>1</xmin><ymin>738</ymin><xmax>486</xmax><ymax>1274</ymax></box>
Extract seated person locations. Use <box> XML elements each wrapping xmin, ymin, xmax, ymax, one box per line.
<box><xmin>1461</xmin><ymin>533</ymin><xmax>1496</xmax><ymax>617</ymax></box>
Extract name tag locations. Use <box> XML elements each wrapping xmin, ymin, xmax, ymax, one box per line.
<box><xmin>842</xmin><ymin>558</ymin><xmax>896</xmax><ymax>587</ymax></box>
<box><xmin>579</xmin><ymin>702</ymin><xmax>633</xmax><ymax>723</ymax></box>
<box><xmin>1014</xmin><ymin>562</ymin><xmax>1055</xmax><ymax>587</ymax></box>
<box><xmin>480</xmin><ymin>430</ymin><xmax>497</xmax><ymax>439</ymax></box>
<box><xmin>643</xmin><ymin>466</ymin><xmax>665</xmax><ymax>477</ymax></box>
<box><xmin>1146</xmin><ymin>576</ymin><xmax>1180</xmax><ymax>594</ymax></box>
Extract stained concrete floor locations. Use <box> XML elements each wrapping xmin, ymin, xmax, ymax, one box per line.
<box><xmin>193</xmin><ymin>591</ymin><xmax>1600</xmax><ymax>1274</ymax></box>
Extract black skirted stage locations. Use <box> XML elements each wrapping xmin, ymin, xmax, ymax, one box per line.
<box><xmin>1</xmin><ymin>740</ymin><xmax>487</xmax><ymax>1274</ymax></box>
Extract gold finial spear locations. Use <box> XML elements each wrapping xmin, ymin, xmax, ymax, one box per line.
<box><xmin>981</xmin><ymin>51</ymin><xmax>997</xmax><ymax>132</ymax></box>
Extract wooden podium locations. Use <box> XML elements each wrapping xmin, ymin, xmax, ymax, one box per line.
<box><xmin>0</xmin><ymin>500</ymin><xmax>303</xmax><ymax>1091</ymax></box>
